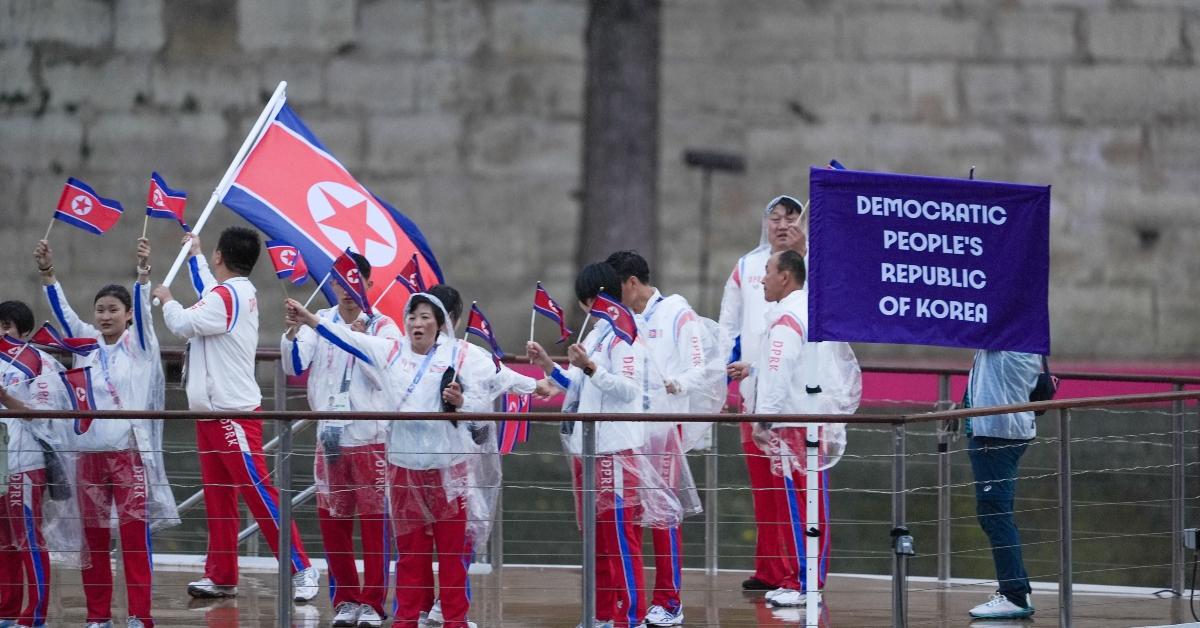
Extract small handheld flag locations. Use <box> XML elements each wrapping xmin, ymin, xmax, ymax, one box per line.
<box><xmin>465</xmin><ymin>302</ymin><xmax>504</xmax><ymax>365</ymax></box>
<box><xmin>145</xmin><ymin>172</ymin><xmax>189</xmax><ymax>231</ymax></box>
<box><xmin>331</xmin><ymin>249</ymin><xmax>372</xmax><ymax>316</ymax></box>
<box><xmin>53</xmin><ymin>177</ymin><xmax>124</xmax><ymax>236</ymax></box>
<box><xmin>589</xmin><ymin>292</ymin><xmax>637</xmax><ymax>345</ymax></box>
<box><xmin>533</xmin><ymin>282</ymin><xmax>573</xmax><ymax>344</ymax></box>
<box><xmin>828</xmin><ymin>159</ymin><xmax>846</xmax><ymax>170</ymax></box>
<box><xmin>30</xmin><ymin>323</ymin><xmax>99</xmax><ymax>356</ymax></box>
<box><xmin>0</xmin><ymin>335</ymin><xmax>41</xmax><ymax>379</ymax></box>
<box><xmin>266</xmin><ymin>240</ymin><xmax>309</xmax><ymax>285</ymax></box>
<box><xmin>395</xmin><ymin>253</ymin><xmax>427</xmax><ymax>294</ymax></box>
<box><xmin>498</xmin><ymin>393</ymin><xmax>532</xmax><ymax>454</ymax></box>
<box><xmin>59</xmin><ymin>367</ymin><xmax>97</xmax><ymax>435</ymax></box>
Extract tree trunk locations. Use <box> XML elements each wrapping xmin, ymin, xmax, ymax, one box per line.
<box><xmin>577</xmin><ymin>0</ymin><xmax>661</xmax><ymax>271</ymax></box>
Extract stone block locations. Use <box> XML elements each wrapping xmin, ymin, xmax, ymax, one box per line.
<box><xmin>1156</xmin><ymin>286</ymin><xmax>1200</xmax><ymax>357</ymax></box>
<box><xmin>727</xmin><ymin>3</ymin><xmax>838</xmax><ymax>62</ymax></box>
<box><xmin>0</xmin><ymin>114</ymin><xmax>84</xmax><ymax>172</ymax></box>
<box><xmin>484</xmin><ymin>61</ymin><xmax>584</xmax><ymax>117</ymax></box>
<box><xmin>995</xmin><ymin>10</ymin><xmax>1077</xmax><ymax>61</ymax></box>
<box><xmin>327</xmin><ymin>59</ymin><xmax>417</xmax><ymax>113</ymax></box>
<box><xmin>662</xmin><ymin>60</ymin><xmax>744</xmax><ymax>116</ymax></box>
<box><xmin>963</xmin><ymin>65</ymin><xmax>1054</xmax><ymax>121</ymax></box>
<box><xmin>908</xmin><ymin>63</ymin><xmax>959</xmax><ymax>123</ymax></box>
<box><xmin>43</xmin><ymin>58</ymin><xmax>151</xmax><ymax>111</ymax></box>
<box><xmin>846</xmin><ymin>12</ymin><xmax>982</xmax><ymax>60</ymax></box>
<box><xmin>1087</xmin><ymin>9</ymin><xmax>1182</xmax><ymax>62</ymax></box>
<box><xmin>0</xmin><ymin>45</ymin><xmax>34</xmax><ymax>102</ymax></box>
<box><xmin>743</xmin><ymin>62</ymin><xmax>912</xmax><ymax>124</ymax></box>
<box><xmin>151</xmin><ymin>63</ymin><xmax>262</xmax><ymax>112</ymax></box>
<box><xmin>1049</xmin><ymin>284</ymin><xmax>1155</xmax><ymax>357</ymax></box>
<box><xmin>467</xmin><ymin>116</ymin><xmax>579</xmax><ymax>177</ymax></box>
<box><xmin>236</xmin><ymin>0</ymin><xmax>355</xmax><ymax>53</ymax></box>
<box><xmin>1064</xmin><ymin>65</ymin><xmax>1200</xmax><ymax>122</ymax></box>
<box><xmin>116</xmin><ymin>0</ymin><xmax>164</xmax><ymax>52</ymax></box>
<box><xmin>492</xmin><ymin>1</ymin><xmax>586</xmax><ymax>62</ymax></box>
<box><xmin>365</xmin><ymin>114</ymin><xmax>461</xmax><ymax>175</ymax></box>
<box><xmin>260</xmin><ymin>60</ymin><xmax>325</xmax><ymax>107</ymax></box>
<box><xmin>87</xmin><ymin>112</ymin><xmax>227</xmax><ymax>176</ymax></box>
<box><xmin>429</xmin><ymin>0</ymin><xmax>488</xmax><ymax>59</ymax></box>
<box><xmin>0</xmin><ymin>0</ymin><xmax>112</xmax><ymax>46</ymax></box>
<box><xmin>1150</xmin><ymin>125</ymin><xmax>1200</xmax><ymax>170</ymax></box>
<box><xmin>357</xmin><ymin>0</ymin><xmax>427</xmax><ymax>56</ymax></box>
<box><xmin>661</xmin><ymin>0</ymin><xmax>733</xmax><ymax>61</ymax></box>
<box><xmin>413</xmin><ymin>59</ymin><xmax>484</xmax><ymax>113</ymax></box>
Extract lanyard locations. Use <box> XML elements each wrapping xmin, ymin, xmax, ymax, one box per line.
<box><xmin>397</xmin><ymin>344</ymin><xmax>439</xmax><ymax>408</ymax></box>
<box><xmin>95</xmin><ymin>341</ymin><xmax>124</xmax><ymax>410</ymax></box>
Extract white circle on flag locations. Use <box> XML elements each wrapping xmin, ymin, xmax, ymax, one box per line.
<box><xmin>72</xmin><ymin>195</ymin><xmax>93</xmax><ymax>216</ymax></box>
<box><xmin>75</xmin><ymin>386</ymin><xmax>87</xmax><ymax>401</ymax></box>
<box><xmin>278</xmin><ymin>249</ymin><xmax>295</xmax><ymax>266</ymax></box>
<box><xmin>152</xmin><ymin>189</ymin><xmax>165</xmax><ymax>208</ymax></box>
<box><xmin>307</xmin><ymin>181</ymin><xmax>398</xmax><ymax>266</ymax></box>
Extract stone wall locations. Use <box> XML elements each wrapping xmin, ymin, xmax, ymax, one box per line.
<box><xmin>1</xmin><ymin>0</ymin><xmax>1196</xmax><ymax>359</ymax></box>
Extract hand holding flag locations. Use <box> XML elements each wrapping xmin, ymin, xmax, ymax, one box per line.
<box><xmin>532</xmin><ymin>282</ymin><xmax>573</xmax><ymax>344</ymax></box>
<box><xmin>30</xmin><ymin>323</ymin><xmax>99</xmax><ymax>356</ymax></box>
<box><xmin>51</xmin><ymin>177</ymin><xmax>124</xmax><ymax>239</ymax></box>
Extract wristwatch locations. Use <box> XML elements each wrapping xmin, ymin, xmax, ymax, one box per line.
<box><xmin>583</xmin><ymin>364</ymin><xmax>596</xmax><ymax>377</ymax></box>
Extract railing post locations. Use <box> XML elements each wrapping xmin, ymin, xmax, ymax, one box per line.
<box><xmin>891</xmin><ymin>423</ymin><xmax>908</xmax><ymax>628</ymax></box>
<box><xmin>1058</xmin><ymin>408</ymin><xmax>1072</xmax><ymax>628</ymax></box>
<box><xmin>1172</xmin><ymin>383</ymin><xmax>1186</xmax><ymax>597</ymax></box>
<box><xmin>705</xmin><ymin>423</ymin><xmax>719</xmax><ymax>576</ymax></box>
<box><xmin>491</xmin><ymin>486</ymin><xmax>504</xmax><ymax>573</ymax></box>
<box><xmin>581</xmin><ymin>420</ymin><xmax>597</xmax><ymax>628</ymax></box>
<box><xmin>936</xmin><ymin>374</ymin><xmax>952</xmax><ymax>584</ymax></box>
<box><xmin>274</xmin><ymin>360</ymin><xmax>293</xmax><ymax>626</ymax></box>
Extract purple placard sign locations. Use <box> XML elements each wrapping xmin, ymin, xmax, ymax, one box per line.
<box><xmin>808</xmin><ymin>167</ymin><xmax>1050</xmax><ymax>354</ymax></box>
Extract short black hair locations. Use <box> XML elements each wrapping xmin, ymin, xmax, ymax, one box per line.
<box><xmin>773</xmin><ymin>196</ymin><xmax>804</xmax><ymax>216</ymax></box>
<box><xmin>216</xmin><ymin>227</ymin><xmax>261</xmax><ymax>276</ymax></box>
<box><xmin>604</xmin><ymin>250</ymin><xmax>650</xmax><ymax>284</ymax></box>
<box><xmin>348</xmin><ymin>251</ymin><xmax>371</xmax><ymax>280</ymax></box>
<box><xmin>407</xmin><ymin>294</ymin><xmax>447</xmax><ymax>330</ymax></box>
<box><xmin>575</xmin><ymin>262</ymin><xmax>622</xmax><ymax>304</ymax></box>
<box><xmin>94</xmin><ymin>284</ymin><xmax>132</xmax><ymax>311</ymax></box>
<box><xmin>775</xmin><ymin>249</ymin><xmax>806</xmax><ymax>287</ymax></box>
<box><xmin>426</xmin><ymin>284</ymin><xmax>462</xmax><ymax>324</ymax></box>
<box><xmin>0</xmin><ymin>301</ymin><xmax>34</xmax><ymax>336</ymax></box>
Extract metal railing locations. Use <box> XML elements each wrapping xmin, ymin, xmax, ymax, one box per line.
<box><xmin>11</xmin><ymin>377</ymin><xmax>1199</xmax><ymax>627</ymax></box>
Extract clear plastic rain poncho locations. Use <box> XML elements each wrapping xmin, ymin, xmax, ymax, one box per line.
<box><xmin>286</xmin><ymin>309</ymin><xmax>399</xmax><ymax>519</ymax></box>
<box><xmin>557</xmin><ymin>319</ymin><xmax>683</xmax><ymax>530</ymax></box>
<box><xmin>0</xmin><ymin>351</ymin><xmax>86</xmax><ymax>569</ymax></box>
<box><xmin>767</xmin><ymin>341</ymin><xmax>862</xmax><ymax>475</ymax></box>
<box><xmin>384</xmin><ymin>293</ymin><xmax>498</xmax><ymax>550</ymax></box>
<box><xmin>44</xmin><ymin>280</ymin><xmax>181</xmax><ymax>536</ymax></box>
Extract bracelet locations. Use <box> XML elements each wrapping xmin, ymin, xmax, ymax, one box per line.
<box><xmin>136</xmin><ymin>265</ymin><xmax>152</xmax><ymax>275</ymax></box>
<box><xmin>37</xmin><ymin>265</ymin><xmax>53</xmax><ymax>275</ymax></box>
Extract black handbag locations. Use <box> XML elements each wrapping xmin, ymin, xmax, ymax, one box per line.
<box><xmin>1028</xmin><ymin>356</ymin><xmax>1059</xmax><ymax>416</ymax></box>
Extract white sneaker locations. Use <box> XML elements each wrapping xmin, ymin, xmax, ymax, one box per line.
<box><xmin>292</xmin><ymin>566</ymin><xmax>320</xmax><ymax>603</ymax></box>
<box><xmin>331</xmin><ymin>602</ymin><xmax>362</xmax><ymax>627</ymax></box>
<box><xmin>766</xmin><ymin>588</ymin><xmax>806</xmax><ymax>607</ymax></box>
<box><xmin>356</xmin><ymin>605</ymin><xmax>383</xmax><ymax>628</ymax></box>
<box><xmin>187</xmin><ymin>577</ymin><xmax>237</xmax><ymax>598</ymax></box>
<box><xmin>763</xmin><ymin>587</ymin><xmax>788</xmax><ymax>601</ymax></box>
<box><xmin>644</xmin><ymin>604</ymin><xmax>684</xmax><ymax>626</ymax></box>
<box><xmin>127</xmin><ymin>619</ymin><xmax>146</xmax><ymax>628</ymax></box>
<box><xmin>425</xmin><ymin>599</ymin><xmax>442</xmax><ymax>625</ymax></box>
<box><xmin>85</xmin><ymin>623</ymin><xmax>113</xmax><ymax>628</ymax></box>
<box><xmin>576</xmin><ymin>622</ymin><xmax>615</xmax><ymax>628</ymax></box>
<box><xmin>968</xmin><ymin>592</ymin><xmax>1034</xmax><ymax>619</ymax></box>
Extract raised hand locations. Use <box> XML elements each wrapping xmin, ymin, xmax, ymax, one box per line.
<box><xmin>285</xmin><ymin>298</ymin><xmax>319</xmax><ymax>328</ymax></box>
<box><xmin>526</xmin><ymin>341</ymin><xmax>555</xmax><ymax>373</ymax></box>
<box><xmin>182</xmin><ymin>232</ymin><xmax>202</xmax><ymax>258</ymax></box>
<box><xmin>136</xmin><ymin>237</ymin><xmax>152</xmax><ymax>266</ymax></box>
<box><xmin>33</xmin><ymin>239</ymin><xmax>53</xmax><ymax>271</ymax></box>
<box><xmin>566</xmin><ymin>343</ymin><xmax>591</xmax><ymax>370</ymax></box>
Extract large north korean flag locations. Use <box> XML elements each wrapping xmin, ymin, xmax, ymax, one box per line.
<box><xmin>222</xmin><ymin>103</ymin><xmax>442</xmax><ymax>321</ymax></box>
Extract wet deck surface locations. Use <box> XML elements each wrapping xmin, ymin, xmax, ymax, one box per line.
<box><xmin>37</xmin><ymin>563</ymin><xmax>1191</xmax><ymax>627</ymax></box>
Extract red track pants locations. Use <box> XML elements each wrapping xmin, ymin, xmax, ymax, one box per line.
<box><xmin>742</xmin><ymin>422</ymin><xmax>789</xmax><ymax>587</ymax></box>
<box><xmin>573</xmin><ymin>454</ymin><xmax>646</xmax><ymax>628</ymax></box>
<box><xmin>0</xmin><ymin>469</ymin><xmax>49</xmax><ymax>627</ymax></box>
<box><xmin>196</xmin><ymin>418</ymin><xmax>310</xmax><ymax>585</ymax></box>
<box><xmin>648</xmin><ymin>526</ymin><xmax>683</xmax><ymax>612</ymax></box>
<box><xmin>77</xmin><ymin>450</ymin><xmax>155</xmax><ymax>626</ymax></box>
<box><xmin>769</xmin><ymin>430</ymin><xmax>830</xmax><ymax>591</ymax></box>
<box><xmin>319</xmin><ymin>444</ymin><xmax>391</xmax><ymax>616</ymax></box>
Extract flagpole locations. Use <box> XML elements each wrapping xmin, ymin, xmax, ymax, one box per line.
<box><xmin>43</xmin><ymin>218</ymin><xmax>54</xmax><ymax>242</ymax></box>
<box><xmin>370</xmin><ymin>276</ymin><xmax>401</xmax><ymax>310</ymax></box>
<box><xmin>302</xmin><ymin>272</ymin><xmax>331</xmax><ymax>309</ymax></box>
<box><xmin>141</xmin><ymin>215</ymin><xmax>149</xmax><ymax>240</ymax></box>
<box><xmin>529</xmin><ymin>283</ymin><xmax>538</xmax><ymax>345</ymax></box>
<box><xmin>154</xmin><ymin>81</ymin><xmax>288</xmax><ymax>305</ymax></box>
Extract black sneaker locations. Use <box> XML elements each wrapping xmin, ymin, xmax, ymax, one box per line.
<box><xmin>742</xmin><ymin>577</ymin><xmax>774</xmax><ymax>591</ymax></box>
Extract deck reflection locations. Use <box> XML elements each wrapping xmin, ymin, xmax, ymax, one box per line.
<box><xmin>41</xmin><ymin>563</ymin><xmax>1187</xmax><ymax>626</ymax></box>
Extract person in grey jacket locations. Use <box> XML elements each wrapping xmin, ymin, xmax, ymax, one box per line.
<box><xmin>963</xmin><ymin>350</ymin><xmax>1042</xmax><ymax>620</ymax></box>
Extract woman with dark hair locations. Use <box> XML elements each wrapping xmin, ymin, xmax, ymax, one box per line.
<box><xmin>289</xmin><ymin>292</ymin><xmax>490</xmax><ymax>628</ymax></box>
<box><xmin>34</xmin><ymin>238</ymin><xmax>179</xmax><ymax>628</ymax></box>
